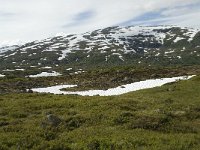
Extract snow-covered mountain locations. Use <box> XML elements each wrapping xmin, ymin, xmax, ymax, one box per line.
<box><xmin>0</xmin><ymin>25</ymin><xmax>200</xmax><ymax>73</ymax></box>
<box><xmin>0</xmin><ymin>40</ymin><xmax>24</xmax><ymax>55</ymax></box>
<box><xmin>0</xmin><ymin>45</ymin><xmax>20</xmax><ymax>55</ymax></box>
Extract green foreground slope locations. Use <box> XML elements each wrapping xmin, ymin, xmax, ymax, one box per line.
<box><xmin>0</xmin><ymin>75</ymin><xmax>200</xmax><ymax>149</ymax></box>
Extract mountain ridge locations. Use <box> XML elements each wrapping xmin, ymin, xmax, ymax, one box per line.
<box><xmin>0</xmin><ymin>25</ymin><xmax>200</xmax><ymax>76</ymax></box>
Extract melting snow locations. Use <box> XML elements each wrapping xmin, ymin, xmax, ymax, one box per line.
<box><xmin>70</xmin><ymin>71</ymin><xmax>85</xmax><ymax>75</ymax></box>
<box><xmin>15</xmin><ymin>69</ymin><xmax>25</xmax><ymax>71</ymax></box>
<box><xmin>0</xmin><ymin>74</ymin><xmax>5</xmax><ymax>77</ymax></box>
<box><xmin>184</xmin><ymin>28</ymin><xmax>199</xmax><ymax>42</ymax></box>
<box><xmin>155</xmin><ymin>53</ymin><xmax>160</xmax><ymax>56</ymax></box>
<box><xmin>119</xmin><ymin>55</ymin><xmax>124</xmax><ymax>61</ymax></box>
<box><xmin>3</xmin><ymin>69</ymin><xmax>15</xmax><ymax>72</ymax></box>
<box><xmin>31</xmin><ymin>75</ymin><xmax>195</xmax><ymax>96</ymax></box>
<box><xmin>165</xmin><ymin>50</ymin><xmax>175</xmax><ymax>54</ymax></box>
<box><xmin>28</xmin><ymin>71</ymin><xmax>62</xmax><ymax>77</ymax></box>
<box><xmin>174</xmin><ymin>37</ymin><xmax>185</xmax><ymax>43</ymax></box>
<box><xmin>66</xmin><ymin>68</ymin><xmax>73</xmax><ymax>71</ymax></box>
<box><xmin>42</xmin><ymin>66</ymin><xmax>52</xmax><ymax>69</ymax></box>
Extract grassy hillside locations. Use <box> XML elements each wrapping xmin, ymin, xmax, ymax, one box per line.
<box><xmin>0</xmin><ymin>75</ymin><xmax>200</xmax><ymax>149</ymax></box>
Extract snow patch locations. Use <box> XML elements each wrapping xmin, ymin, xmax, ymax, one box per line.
<box><xmin>42</xmin><ymin>66</ymin><xmax>52</xmax><ymax>69</ymax></box>
<box><xmin>70</xmin><ymin>71</ymin><xmax>85</xmax><ymax>75</ymax></box>
<box><xmin>31</xmin><ymin>75</ymin><xmax>195</xmax><ymax>96</ymax></box>
<box><xmin>15</xmin><ymin>69</ymin><xmax>25</xmax><ymax>71</ymax></box>
<box><xmin>174</xmin><ymin>37</ymin><xmax>185</xmax><ymax>43</ymax></box>
<box><xmin>28</xmin><ymin>71</ymin><xmax>62</xmax><ymax>78</ymax></box>
<box><xmin>66</xmin><ymin>68</ymin><xmax>73</xmax><ymax>71</ymax></box>
<box><xmin>0</xmin><ymin>74</ymin><xmax>5</xmax><ymax>77</ymax></box>
<box><xmin>165</xmin><ymin>50</ymin><xmax>175</xmax><ymax>54</ymax></box>
<box><xmin>3</xmin><ymin>69</ymin><xmax>15</xmax><ymax>72</ymax></box>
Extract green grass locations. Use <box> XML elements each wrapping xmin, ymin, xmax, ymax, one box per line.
<box><xmin>0</xmin><ymin>75</ymin><xmax>200</xmax><ymax>149</ymax></box>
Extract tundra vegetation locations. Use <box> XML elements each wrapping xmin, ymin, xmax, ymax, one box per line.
<box><xmin>0</xmin><ymin>65</ymin><xmax>200</xmax><ymax>149</ymax></box>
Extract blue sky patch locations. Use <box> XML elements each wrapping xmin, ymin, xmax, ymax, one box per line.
<box><xmin>63</xmin><ymin>10</ymin><xmax>95</xmax><ymax>28</ymax></box>
<box><xmin>118</xmin><ymin>10</ymin><xmax>165</xmax><ymax>26</ymax></box>
<box><xmin>133</xmin><ymin>11</ymin><xmax>163</xmax><ymax>22</ymax></box>
<box><xmin>74</xmin><ymin>10</ymin><xmax>95</xmax><ymax>21</ymax></box>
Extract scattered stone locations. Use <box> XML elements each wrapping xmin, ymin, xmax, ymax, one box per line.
<box><xmin>45</xmin><ymin>112</ymin><xmax>62</xmax><ymax>127</ymax></box>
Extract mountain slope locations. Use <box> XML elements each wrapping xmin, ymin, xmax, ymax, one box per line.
<box><xmin>0</xmin><ymin>25</ymin><xmax>200</xmax><ymax>75</ymax></box>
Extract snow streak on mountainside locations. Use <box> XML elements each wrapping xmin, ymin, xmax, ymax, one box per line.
<box><xmin>0</xmin><ymin>25</ymin><xmax>200</xmax><ymax>73</ymax></box>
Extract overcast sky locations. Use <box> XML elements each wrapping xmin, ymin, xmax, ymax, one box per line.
<box><xmin>0</xmin><ymin>0</ymin><xmax>200</xmax><ymax>45</ymax></box>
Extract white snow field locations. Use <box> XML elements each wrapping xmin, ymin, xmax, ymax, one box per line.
<box><xmin>31</xmin><ymin>75</ymin><xmax>195</xmax><ymax>96</ymax></box>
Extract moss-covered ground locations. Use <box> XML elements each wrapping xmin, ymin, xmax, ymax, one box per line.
<box><xmin>0</xmin><ymin>74</ymin><xmax>200</xmax><ymax>149</ymax></box>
